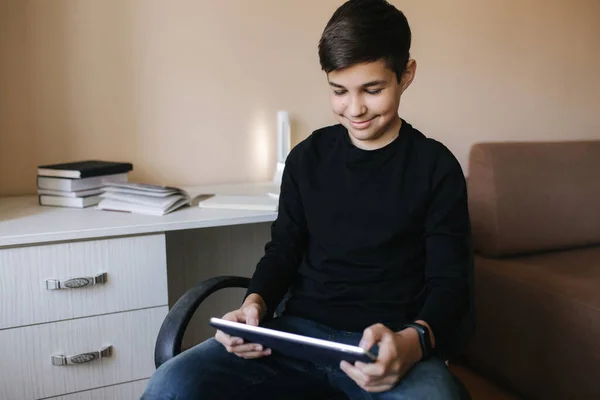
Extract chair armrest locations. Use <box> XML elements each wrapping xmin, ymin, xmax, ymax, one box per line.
<box><xmin>154</xmin><ymin>275</ymin><xmax>251</xmax><ymax>368</ymax></box>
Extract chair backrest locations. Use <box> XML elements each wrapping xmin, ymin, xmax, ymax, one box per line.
<box><xmin>468</xmin><ymin>140</ymin><xmax>600</xmax><ymax>257</ymax></box>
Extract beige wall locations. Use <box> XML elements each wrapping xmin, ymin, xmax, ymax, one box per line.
<box><xmin>1</xmin><ymin>0</ymin><xmax>599</xmax><ymax>196</ymax></box>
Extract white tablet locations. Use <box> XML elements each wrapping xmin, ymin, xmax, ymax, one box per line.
<box><xmin>210</xmin><ymin>317</ymin><xmax>377</xmax><ymax>364</ymax></box>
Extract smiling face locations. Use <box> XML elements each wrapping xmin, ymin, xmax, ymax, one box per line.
<box><xmin>328</xmin><ymin>59</ymin><xmax>416</xmax><ymax>150</ymax></box>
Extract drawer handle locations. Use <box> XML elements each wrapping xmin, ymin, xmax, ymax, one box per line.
<box><xmin>51</xmin><ymin>345</ymin><xmax>113</xmax><ymax>366</ymax></box>
<box><xmin>45</xmin><ymin>272</ymin><xmax>108</xmax><ymax>290</ymax></box>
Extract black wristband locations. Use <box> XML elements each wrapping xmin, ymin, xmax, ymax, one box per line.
<box><xmin>402</xmin><ymin>322</ymin><xmax>432</xmax><ymax>361</ymax></box>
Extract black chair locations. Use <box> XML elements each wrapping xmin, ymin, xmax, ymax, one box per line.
<box><xmin>153</xmin><ymin>275</ymin><xmax>347</xmax><ymax>399</ymax></box>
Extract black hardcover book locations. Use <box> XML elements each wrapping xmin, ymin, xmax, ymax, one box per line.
<box><xmin>37</xmin><ymin>160</ymin><xmax>133</xmax><ymax>179</ymax></box>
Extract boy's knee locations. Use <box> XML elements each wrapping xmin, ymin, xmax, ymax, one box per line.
<box><xmin>141</xmin><ymin>339</ymin><xmax>223</xmax><ymax>399</ymax></box>
<box><xmin>140</xmin><ymin>360</ymin><xmax>185</xmax><ymax>399</ymax></box>
<box><xmin>402</xmin><ymin>379</ymin><xmax>462</xmax><ymax>400</ymax></box>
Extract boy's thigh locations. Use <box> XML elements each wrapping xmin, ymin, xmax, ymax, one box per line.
<box><xmin>385</xmin><ymin>357</ymin><xmax>464</xmax><ymax>399</ymax></box>
<box><xmin>142</xmin><ymin>316</ymin><xmax>322</xmax><ymax>400</ymax></box>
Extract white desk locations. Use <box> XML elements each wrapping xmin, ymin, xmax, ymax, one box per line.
<box><xmin>0</xmin><ymin>182</ymin><xmax>278</xmax><ymax>400</ymax></box>
<box><xmin>0</xmin><ymin>181</ymin><xmax>278</xmax><ymax>247</ymax></box>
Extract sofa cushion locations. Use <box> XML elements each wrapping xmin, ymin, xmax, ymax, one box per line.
<box><xmin>468</xmin><ymin>141</ymin><xmax>600</xmax><ymax>257</ymax></box>
<box><xmin>465</xmin><ymin>246</ymin><xmax>600</xmax><ymax>399</ymax></box>
<box><xmin>484</xmin><ymin>246</ymin><xmax>600</xmax><ymax>309</ymax></box>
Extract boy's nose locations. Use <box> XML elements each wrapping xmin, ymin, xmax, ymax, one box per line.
<box><xmin>347</xmin><ymin>97</ymin><xmax>367</xmax><ymax>117</ymax></box>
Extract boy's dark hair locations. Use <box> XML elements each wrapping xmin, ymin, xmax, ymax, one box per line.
<box><xmin>318</xmin><ymin>0</ymin><xmax>411</xmax><ymax>82</ymax></box>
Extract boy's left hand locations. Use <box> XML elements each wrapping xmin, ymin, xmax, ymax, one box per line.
<box><xmin>340</xmin><ymin>323</ymin><xmax>422</xmax><ymax>393</ymax></box>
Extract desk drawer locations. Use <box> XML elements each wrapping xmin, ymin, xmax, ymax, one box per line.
<box><xmin>47</xmin><ymin>379</ymin><xmax>148</xmax><ymax>400</ymax></box>
<box><xmin>0</xmin><ymin>306</ymin><xmax>166</xmax><ymax>400</ymax></box>
<box><xmin>0</xmin><ymin>234</ymin><xmax>168</xmax><ymax>329</ymax></box>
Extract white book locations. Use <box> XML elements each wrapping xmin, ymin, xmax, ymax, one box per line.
<box><xmin>198</xmin><ymin>195</ymin><xmax>278</xmax><ymax>212</ymax></box>
<box><xmin>97</xmin><ymin>198</ymin><xmax>190</xmax><ymax>216</ymax></box>
<box><xmin>37</xmin><ymin>188</ymin><xmax>103</xmax><ymax>198</ymax></box>
<box><xmin>100</xmin><ymin>191</ymin><xmax>189</xmax><ymax>209</ymax></box>
<box><xmin>37</xmin><ymin>173</ymin><xmax>128</xmax><ymax>191</ymax></box>
<box><xmin>98</xmin><ymin>182</ymin><xmax>192</xmax><ymax>216</ymax></box>
<box><xmin>102</xmin><ymin>185</ymin><xmax>181</xmax><ymax>198</ymax></box>
<box><xmin>39</xmin><ymin>195</ymin><xmax>101</xmax><ymax>208</ymax></box>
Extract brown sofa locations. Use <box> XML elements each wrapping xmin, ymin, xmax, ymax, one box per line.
<box><xmin>463</xmin><ymin>140</ymin><xmax>600</xmax><ymax>399</ymax></box>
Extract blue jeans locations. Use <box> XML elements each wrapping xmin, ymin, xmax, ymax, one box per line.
<box><xmin>142</xmin><ymin>315</ymin><xmax>466</xmax><ymax>399</ymax></box>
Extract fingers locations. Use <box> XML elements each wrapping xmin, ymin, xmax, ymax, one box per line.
<box><xmin>214</xmin><ymin>309</ymin><xmax>252</xmax><ymax>346</ymax></box>
<box><xmin>227</xmin><ymin>343</ymin><xmax>263</xmax><ymax>354</ymax></box>
<box><xmin>223</xmin><ymin>305</ymin><xmax>260</xmax><ymax>326</ymax></box>
<box><xmin>340</xmin><ymin>361</ymin><xmax>370</xmax><ymax>385</ymax></box>
<box><xmin>221</xmin><ymin>313</ymin><xmax>237</xmax><ymax>322</ymax></box>
<box><xmin>360</xmin><ymin>383</ymin><xmax>394</xmax><ymax>393</ymax></box>
<box><xmin>356</xmin><ymin>341</ymin><xmax>401</xmax><ymax>379</ymax></box>
<box><xmin>341</xmin><ymin>325</ymin><xmax>408</xmax><ymax>394</ymax></box>
<box><xmin>340</xmin><ymin>361</ymin><xmax>397</xmax><ymax>393</ymax></box>
<box><xmin>361</xmin><ymin>323</ymin><xmax>401</xmax><ymax>369</ymax></box>
<box><xmin>355</xmin><ymin>361</ymin><xmax>386</xmax><ymax>377</ymax></box>
<box><xmin>229</xmin><ymin>344</ymin><xmax>272</xmax><ymax>359</ymax></box>
<box><xmin>221</xmin><ymin>310</ymin><xmax>244</xmax><ymax>323</ymax></box>
<box><xmin>215</xmin><ymin>332</ymin><xmax>272</xmax><ymax>358</ymax></box>
<box><xmin>360</xmin><ymin>323</ymin><xmax>388</xmax><ymax>350</ymax></box>
<box><xmin>223</xmin><ymin>341</ymin><xmax>271</xmax><ymax>358</ymax></box>
<box><xmin>214</xmin><ymin>329</ymin><xmax>241</xmax><ymax>347</ymax></box>
<box><xmin>236</xmin><ymin>349</ymin><xmax>272</xmax><ymax>359</ymax></box>
<box><xmin>243</xmin><ymin>305</ymin><xmax>260</xmax><ymax>326</ymax></box>
<box><xmin>214</xmin><ymin>307</ymin><xmax>269</xmax><ymax>358</ymax></box>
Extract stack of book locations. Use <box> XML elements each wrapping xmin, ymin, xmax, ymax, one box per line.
<box><xmin>37</xmin><ymin>160</ymin><xmax>133</xmax><ymax>208</ymax></box>
<box><xmin>98</xmin><ymin>182</ymin><xmax>192</xmax><ymax>216</ymax></box>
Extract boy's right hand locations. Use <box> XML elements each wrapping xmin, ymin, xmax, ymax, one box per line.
<box><xmin>214</xmin><ymin>298</ymin><xmax>272</xmax><ymax>359</ymax></box>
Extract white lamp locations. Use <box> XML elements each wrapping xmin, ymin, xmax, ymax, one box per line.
<box><xmin>272</xmin><ymin>110</ymin><xmax>291</xmax><ymax>184</ymax></box>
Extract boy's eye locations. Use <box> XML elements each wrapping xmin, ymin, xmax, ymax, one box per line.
<box><xmin>366</xmin><ymin>89</ymin><xmax>382</xmax><ymax>95</ymax></box>
<box><xmin>333</xmin><ymin>90</ymin><xmax>347</xmax><ymax>96</ymax></box>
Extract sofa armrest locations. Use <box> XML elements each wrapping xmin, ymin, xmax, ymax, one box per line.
<box><xmin>154</xmin><ymin>275</ymin><xmax>251</xmax><ymax>368</ymax></box>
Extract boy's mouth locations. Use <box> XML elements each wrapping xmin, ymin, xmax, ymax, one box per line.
<box><xmin>348</xmin><ymin>117</ymin><xmax>376</xmax><ymax>130</ymax></box>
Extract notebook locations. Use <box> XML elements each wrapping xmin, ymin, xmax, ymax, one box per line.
<box><xmin>197</xmin><ymin>195</ymin><xmax>278</xmax><ymax>212</ymax></box>
<box><xmin>37</xmin><ymin>173</ymin><xmax>128</xmax><ymax>192</ymax></box>
<box><xmin>37</xmin><ymin>160</ymin><xmax>133</xmax><ymax>179</ymax></box>
<box><xmin>38</xmin><ymin>195</ymin><xmax>101</xmax><ymax>208</ymax></box>
<box><xmin>37</xmin><ymin>188</ymin><xmax>104</xmax><ymax>198</ymax></box>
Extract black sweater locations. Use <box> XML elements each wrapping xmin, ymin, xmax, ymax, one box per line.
<box><xmin>247</xmin><ymin>120</ymin><xmax>469</xmax><ymax>347</ymax></box>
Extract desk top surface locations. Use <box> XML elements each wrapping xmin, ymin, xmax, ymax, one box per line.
<box><xmin>0</xmin><ymin>182</ymin><xmax>278</xmax><ymax>248</ymax></box>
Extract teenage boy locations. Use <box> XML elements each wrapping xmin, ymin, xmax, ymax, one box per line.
<box><xmin>142</xmin><ymin>0</ymin><xmax>470</xmax><ymax>398</ymax></box>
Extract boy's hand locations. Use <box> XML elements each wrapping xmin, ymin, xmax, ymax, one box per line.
<box><xmin>214</xmin><ymin>294</ymin><xmax>271</xmax><ymax>359</ymax></box>
<box><xmin>340</xmin><ymin>323</ymin><xmax>422</xmax><ymax>393</ymax></box>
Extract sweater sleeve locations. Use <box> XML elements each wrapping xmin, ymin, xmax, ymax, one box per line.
<box><xmin>245</xmin><ymin>148</ymin><xmax>308</xmax><ymax>318</ymax></box>
<box><xmin>416</xmin><ymin>145</ymin><xmax>470</xmax><ymax>345</ymax></box>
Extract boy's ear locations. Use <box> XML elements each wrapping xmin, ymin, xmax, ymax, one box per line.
<box><xmin>399</xmin><ymin>59</ymin><xmax>417</xmax><ymax>93</ymax></box>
